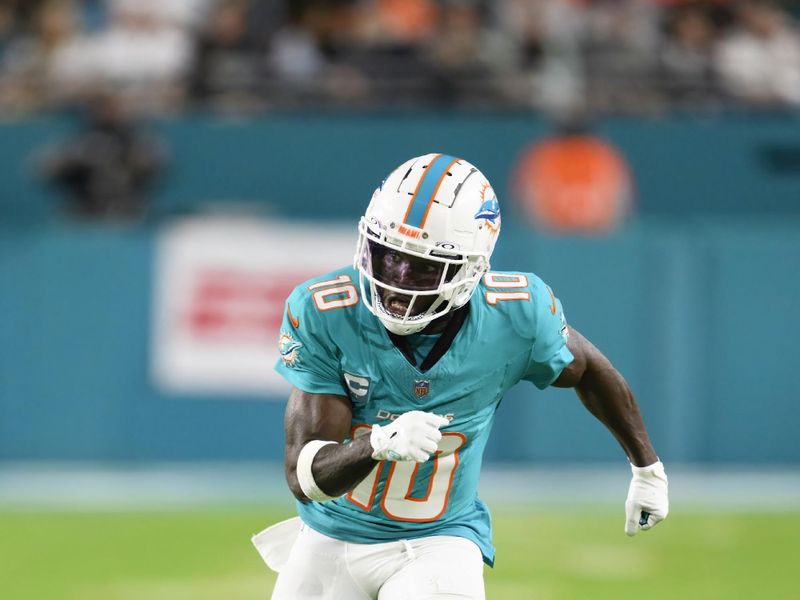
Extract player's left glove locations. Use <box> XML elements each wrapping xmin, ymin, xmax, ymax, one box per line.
<box><xmin>625</xmin><ymin>460</ymin><xmax>669</xmax><ymax>536</ymax></box>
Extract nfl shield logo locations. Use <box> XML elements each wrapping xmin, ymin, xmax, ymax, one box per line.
<box><xmin>414</xmin><ymin>380</ymin><xmax>430</xmax><ymax>398</ymax></box>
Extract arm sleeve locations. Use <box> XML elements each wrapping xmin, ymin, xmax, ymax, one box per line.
<box><xmin>274</xmin><ymin>287</ymin><xmax>347</xmax><ymax>397</ymax></box>
<box><xmin>522</xmin><ymin>277</ymin><xmax>574</xmax><ymax>390</ymax></box>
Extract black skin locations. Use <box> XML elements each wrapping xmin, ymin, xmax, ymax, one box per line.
<box><xmin>284</xmin><ymin>325</ymin><xmax>658</xmax><ymax>502</ymax></box>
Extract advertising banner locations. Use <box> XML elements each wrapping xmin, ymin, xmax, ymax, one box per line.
<box><xmin>151</xmin><ymin>217</ymin><xmax>355</xmax><ymax>396</ymax></box>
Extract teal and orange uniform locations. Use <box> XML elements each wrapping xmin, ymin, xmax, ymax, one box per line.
<box><xmin>275</xmin><ymin>265</ymin><xmax>573</xmax><ymax>566</ymax></box>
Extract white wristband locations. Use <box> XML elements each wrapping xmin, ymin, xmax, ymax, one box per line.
<box><xmin>296</xmin><ymin>440</ymin><xmax>339</xmax><ymax>502</ymax></box>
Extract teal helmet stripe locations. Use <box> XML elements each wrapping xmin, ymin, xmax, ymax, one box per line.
<box><xmin>403</xmin><ymin>154</ymin><xmax>459</xmax><ymax>228</ymax></box>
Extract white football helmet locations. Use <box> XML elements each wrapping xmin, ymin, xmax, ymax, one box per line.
<box><xmin>354</xmin><ymin>153</ymin><xmax>501</xmax><ymax>335</ymax></box>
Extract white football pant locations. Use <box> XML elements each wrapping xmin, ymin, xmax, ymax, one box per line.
<box><xmin>270</xmin><ymin>521</ymin><xmax>485</xmax><ymax>599</ymax></box>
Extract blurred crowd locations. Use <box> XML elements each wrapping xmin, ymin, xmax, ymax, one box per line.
<box><xmin>1</xmin><ymin>0</ymin><xmax>799</xmax><ymax>117</ymax></box>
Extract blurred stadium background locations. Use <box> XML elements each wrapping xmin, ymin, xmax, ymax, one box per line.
<box><xmin>1</xmin><ymin>0</ymin><xmax>800</xmax><ymax>598</ymax></box>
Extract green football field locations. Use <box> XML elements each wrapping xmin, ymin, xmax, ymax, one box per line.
<box><xmin>1</xmin><ymin>507</ymin><xmax>797</xmax><ymax>599</ymax></box>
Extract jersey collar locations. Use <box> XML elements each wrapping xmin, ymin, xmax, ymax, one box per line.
<box><xmin>386</xmin><ymin>304</ymin><xmax>470</xmax><ymax>373</ymax></box>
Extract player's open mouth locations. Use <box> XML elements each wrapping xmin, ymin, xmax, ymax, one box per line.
<box><xmin>381</xmin><ymin>292</ymin><xmax>412</xmax><ymax>317</ymax></box>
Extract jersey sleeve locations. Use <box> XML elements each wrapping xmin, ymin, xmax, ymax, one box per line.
<box><xmin>522</xmin><ymin>276</ymin><xmax>574</xmax><ymax>390</ymax></box>
<box><xmin>274</xmin><ymin>285</ymin><xmax>347</xmax><ymax>397</ymax></box>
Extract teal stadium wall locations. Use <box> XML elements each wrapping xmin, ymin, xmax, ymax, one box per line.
<box><xmin>1</xmin><ymin>114</ymin><xmax>799</xmax><ymax>463</ymax></box>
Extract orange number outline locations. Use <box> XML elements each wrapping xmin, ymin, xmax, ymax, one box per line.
<box><xmin>379</xmin><ymin>432</ymin><xmax>466</xmax><ymax>522</ymax></box>
<box><xmin>483</xmin><ymin>272</ymin><xmax>531</xmax><ymax>304</ymax></box>
<box><xmin>344</xmin><ymin>429</ymin><xmax>467</xmax><ymax>522</ymax></box>
<box><xmin>308</xmin><ymin>274</ymin><xmax>359</xmax><ymax>311</ymax></box>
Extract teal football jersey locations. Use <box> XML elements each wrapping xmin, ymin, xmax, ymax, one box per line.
<box><xmin>275</xmin><ymin>266</ymin><xmax>573</xmax><ymax>566</ymax></box>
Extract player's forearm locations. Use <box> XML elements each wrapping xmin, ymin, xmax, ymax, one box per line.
<box><xmin>311</xmin><ymin>437</ymin><xmax>378</xmax><ymax>497</ymax></box>
<box><xmin>575</xmin><ymin>354</ymin><xmax>658</xmax><ymax>467</ymax></box>
<box><xmin>286</xmin><ymin>437</ymin><xmax>377</xmax><ymax>501</ymax></box>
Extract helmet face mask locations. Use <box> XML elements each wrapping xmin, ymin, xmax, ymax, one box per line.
<box><xmin>354</xmin><ymin>154</ymin><xmax>500</xmax><ymax>336</ymax></box>
<box><xmin>367</xmin><ymin>239</ymin><xmax>453</xmax><ymax>293</ymax></box>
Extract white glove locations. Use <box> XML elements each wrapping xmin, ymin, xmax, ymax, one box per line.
<box><xmin>370</xmin><ymin>411</ymin><xmax>449</xmax><ymax>463</ymax></box>
<box><xmin>625</xmin><ymin>460</ymin><xmax>669</xmax><ymax>536</ymax></box>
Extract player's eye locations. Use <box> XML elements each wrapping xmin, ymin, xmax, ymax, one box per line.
<box><xmin>420</xmin><ymin>263</ymin><xmax>437</xmax><ymax>274</ymax></box>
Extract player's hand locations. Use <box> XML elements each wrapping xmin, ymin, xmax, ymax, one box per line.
<box><xmin>625</xmin><ymin>460</ymin><xmax>669</xmax><ymax>536</ymax></box>
<box><xmin>370</xmin><ymin>411</ymin><xmax>449</xmax><ymax>463</ymax></box>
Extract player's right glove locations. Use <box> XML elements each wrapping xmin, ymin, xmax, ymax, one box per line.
<box><xmin>370</xmin><ymin>411</ymin><xmax>449</xmax><ymax>462</ymax></box>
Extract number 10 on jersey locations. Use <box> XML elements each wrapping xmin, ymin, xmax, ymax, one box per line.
<box><xmin>347</xmin><ymin>425</ymin><xmax>467</xmax><ymax>522</ymax></box>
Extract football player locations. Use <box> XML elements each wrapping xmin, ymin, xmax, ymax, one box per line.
<box><xmin>253</xmin><ymin>154</ymin><xmax>669</xmax><ymax>599</ymax></box>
